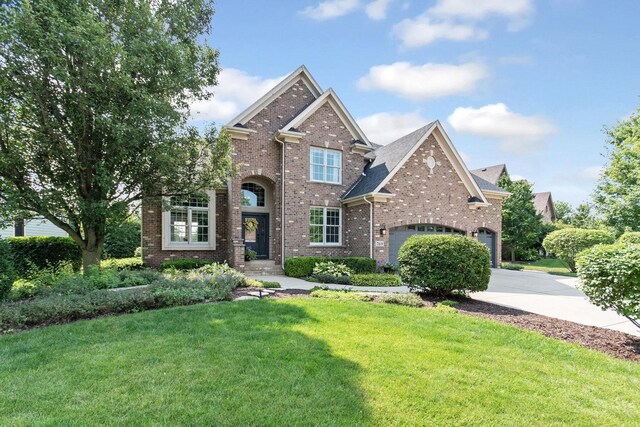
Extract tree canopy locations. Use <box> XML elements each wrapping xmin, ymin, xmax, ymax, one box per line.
<box><xmin>0</xmin><ymin>0</ymin><xmax>234</xmax><ymax>269</ymax></box>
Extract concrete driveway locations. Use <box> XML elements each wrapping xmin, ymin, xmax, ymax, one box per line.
<box><xmin>249</xmin><ymin>269</ymin><xmax>640</xmax><ymax>336</ymax></box>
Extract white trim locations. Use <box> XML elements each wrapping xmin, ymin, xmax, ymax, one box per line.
<box><xmin>280</xmin><ymin>89</ymin><xmax>372</xmax><ymax>146</ymax></box>
<box><xmin>226</xmin><ymin>65</ymin><xmax>323</xmax><ymax>127</ymax></box>
<box><xmin>341</xmin><ymin>192</ymin><xmax>394</xmax><ymax>205</ymax></box>
<box><xmin>309</xmin><ymin>206</ymin><xmax>343</xmax><ymax>246</ymax></box>
<box><xmin>309</xmin><ymin>146</ymin><xmax>342</xmax><ymax>185</ymax></box>
<box><xmin>162</xmin><ymin>191</ymin><xmax>216</xmax><ymax>251</ymax></box>
<box><xmin>224</xmin><ymin>126</ymin><xmax>257</xmax><ymax>141</ymax></box>
<box><xmin>483</xmin><ymin>189</ymin><xmax>511</xmax><ymax>199</ymax></box>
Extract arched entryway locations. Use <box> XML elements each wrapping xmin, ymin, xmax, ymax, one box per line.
<box><xmin>388</xmin><ymin>224</ymin><xmax>466</xmax><ymax>264</ymax></box>
<box><xmin>241</xmin><ymin>178</ymin><xmax>273</xmax><ymax>260</ymax></box>
<box><xmin>477</xmin><ymin>228</ymin><xmax>497</xmax><ymax>268</ymax></box>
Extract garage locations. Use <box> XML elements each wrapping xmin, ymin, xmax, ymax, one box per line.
<box><xmin>388</xmin><ymin>224</ymin><xmax>466</xmax><ymax>264</ymax></box>
<box><xmin>477</xmin><ymin>228</ymin><xmax>497</xmax><ymax>268</ymax></box>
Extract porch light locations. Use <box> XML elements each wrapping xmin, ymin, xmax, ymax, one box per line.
<box><xmin>471</xmin><ymin>230</ymin><xmax>478</xmax><ymax>238</ymax></box>
<box><xmin>380</xmin><ymin>224</ymin><xmax>387</xmax><ymax>236</ymax></box>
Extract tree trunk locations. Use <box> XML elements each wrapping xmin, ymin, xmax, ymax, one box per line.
<box><xmin>82</xmin><ymin>248</ymin><xmax>102</xmax><ymax>273</ymax></box>
<box><xmin>511</xmin><ymin>249</ymin><xmax>516</xmax><ymax>262</ymax></box>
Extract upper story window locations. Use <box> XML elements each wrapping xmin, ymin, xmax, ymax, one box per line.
<box><xmin>310</xmin><ymin>147</ymin><xmax>342</xmax><ymax>184</ymax></box>
<box><xmin>241</xmin><ymin>183</ymin><xmax>265</xmax><ymax>207</ymax></box>
<box><xmin>163</xmin><ymin>192</ymin><xmax>215</xmax><ymax>250</ymax></box>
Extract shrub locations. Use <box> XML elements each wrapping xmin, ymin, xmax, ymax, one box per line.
<box><xmin>103</xmin><ymin>220</ymin><xmax>141</xmax><ymax>259</ymax></box>
<box><xmin>258</xmin><ymin>281</ymin><xmax>281</xmax><ymax>288</ymax></box>
<box><xmin>311</xmin><ymin>274</ymin><xmax>352</xmax><ymax>285</ymax></box>
<box><xmin>284</xmin><ymin>256</ymin><xmax>376</xmax><ymax>277</ymax></box>
<box><xmin>0</xmin><ymin>239</ymin><xmax>16</xmax><ymax>300</ymax></box>
<box><xmin>618</xmin><ymin>231</ymin><xmax>640</xmax><ymax>245</ymax></box>
<box><xmin>7</xmin><ymin>236</ymin><xmax>82</xmax><ymax>272</ymax></box>
<box><xmin>134</xmin><ymin>246</ymin><xmax>142</xmax><ymax>257</ymax></box>
<box><xmin>514</xmin><ymin>248</ymin><xmax>540</xmax><ymax>262</ymax></box>
<box><xmin>433</xmin><ymin>304</ymin><xmax>458</xmax><ymax>314</ymax></box>
<box><xmin>350</xmin><ymin>273</ymin><xmax>402</xmax><ymax>287</ymax></box>
<box><xmin>310</xmin><ymin>289</ymin><xmax>373</xmax><ymax>302</ymax></box>
<box><xmin>100</xmin><ymin>257</ymin><xmax>144</xmax><ymax>271</ymax></box>
<box><xmin>160</xmin><ymin>259</ymin><xmax>215</xmax><ymax>270</ymax></box>
<box><xmin>312</xmin><ymin>261</ymin><xmax>352</xmax><ymax>277</ymax></box>
<box><xmin>194</xmin><ymin>263</ymin><xmax>247</xmax><ymax>288</ymax></box>
<box><xmin>543</xmin><ymin>228</ymin><xmax>614</xmax><ymax>272</ymax></box>
<box><xmin>9</xmin><ymin>279</ymin><xmax>38</xmax><ymax>301</ymax></box>
<box><xmin>501</xmin><ymin>263</ymin><xmax>524</xmax><ymax>271</ymax></box>
<box><xmin>244</xmin><ymin>248</ymin><xmax>257</xmax><ymax>261</ymax></box>
<box><xmin>377</xmin><ymin>293</ymin><xmax>422</xmax><ymax>307</ymax></box>
<box><xmin>398</xmin><ymin>235</ymin><xmax>490</xmax><ymax>296</ymax></box>
<box><xmin>576</xmin><ymin>243</ymin><xmax>640</xmax><ymax>324</ymax></box>
<box><xmin>439</xmin><ymin>299</ymin><xmax>458</xmax><ymax>307</ymax></box>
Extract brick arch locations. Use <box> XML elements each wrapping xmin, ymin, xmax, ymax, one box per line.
<box><xmin>240</xmin><ymin>172</ymin><xmax>278</xmax><ymax>186</ymax></box>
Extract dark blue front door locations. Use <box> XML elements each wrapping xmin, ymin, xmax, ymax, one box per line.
<box><xmin>242</xmin><ymin>213</ymin><xmax>269</xmax><ymax>259</ymax></box>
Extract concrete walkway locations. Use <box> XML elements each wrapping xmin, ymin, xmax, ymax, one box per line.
<box><xmin>249</xmin><ymin>269</ymin><xmax>640</xmax><ymax>336</ymax></box>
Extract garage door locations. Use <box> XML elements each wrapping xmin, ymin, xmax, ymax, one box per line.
<box><xmin>477</xmin><ymin>228</ymin><xmax>497</xmax><ymax>267</ymax></box>
<box><xmin>389</xmin><ymin>224</ymin><xmax>466</xmax><ymax>264</ymax></box>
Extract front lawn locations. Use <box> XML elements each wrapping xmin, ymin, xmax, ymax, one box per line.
<box><xmin>517</xmin><ymin>258</ymin><xmax>577</xmax><ymax>276</ymax></box>
<box><xmin>1</xmin><ymin>299</ymin><xmax>638</xmax><ymax>425</ymax></box>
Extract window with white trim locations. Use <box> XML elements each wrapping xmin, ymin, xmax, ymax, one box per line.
<box><xmin>310</xmin><ymin>147</ymin><xmax>342</xmax><ymax>184</ymax></box>
<box><xmin>310</xmin><ymin>207</ymin><xmax>342</xmax><ymax>245</ymax></box>
<box><xmin>163</xmin><ymin>193</ymin><xmax>215</xmax><ymax>250</ymax></box>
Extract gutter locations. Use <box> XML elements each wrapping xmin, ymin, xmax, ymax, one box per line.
<box><xmin>363</xmin><ymin>196</ymin><xmax>373</xmax><ymax>258</ymax></box>
<box><xmin>274</xmin><ymin>134</ymin><xmax>286</xmax><ymax>269</ymax></box>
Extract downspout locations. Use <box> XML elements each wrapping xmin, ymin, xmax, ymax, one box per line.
<box><xmin>363</xmin><ymin>196</ymin><xmax>373</xmax><ymax>258</ymax></box>
<box><xmin>275</xmin><ymin>135</ymin><xmax>286</xmax><ymax>269</ymax></box>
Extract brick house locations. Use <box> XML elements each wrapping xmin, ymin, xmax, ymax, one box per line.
<box><xmin>141</xmin><ymin>66</ymin><xmax>509</xmax><ymax>271</ymax></box>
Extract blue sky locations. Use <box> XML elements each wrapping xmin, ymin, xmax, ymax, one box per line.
<box><xmin>191</xmin><ymin>0</ymin><xmax>640</xmax><ymax>206</ymax></box>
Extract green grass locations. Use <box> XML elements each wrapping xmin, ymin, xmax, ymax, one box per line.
<box><xmin>517</xmin><ymin>258</ymin><xmax>577</xmax><ymax>276</ymax></box>
<box><xmin>1</xmin><ymin>299</ymin><xmax>638</xmax><ymax>425</ymax></box>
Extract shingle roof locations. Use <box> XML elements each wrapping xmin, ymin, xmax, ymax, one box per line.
<box><xmin>341</xmin><ymin>122</ymin><xmax>436</xmax><ymax>199</ymax></box>
<box><xmin>534</xmin><ymin>192</ymin><xmax>552</xmax><ymax>214</ymax></box>
<box><xmin>470</xmin><ymin>164</ymin><xmax>507</xmax><ymax>185</ymax></box>
<box><xmin>471</xmin><ymin>174</ymin><xmax>509</xmax><ymax>194</ymax></box>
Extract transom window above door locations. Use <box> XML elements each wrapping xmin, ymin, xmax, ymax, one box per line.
<box><xmin>241</xmin><ymin>183</ymin><xmax>265</xmax><ymax>207</ymax></box>
<box><xmin>310</xmin><ymin>147</ymin><xmax>342</xmax><ymax>184</ymax></box>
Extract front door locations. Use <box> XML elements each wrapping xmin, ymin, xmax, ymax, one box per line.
<box><xmin>242</xmin><ymin>213</ymin><xmax>269</xmax><ymax>259</ymax></box>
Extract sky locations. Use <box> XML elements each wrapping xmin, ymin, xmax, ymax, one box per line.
<box><xmin>191</xmin><ymin>0</ymin><xmax>640</xmax><ymax>206</ymax></box>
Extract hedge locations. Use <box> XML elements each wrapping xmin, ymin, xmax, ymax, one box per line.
<box><xmin>103</xmin><ymin>220</ymin><xmax>141</xmax><ymax>259</ymax></box>
<box><xmin>0</xmin><ymin>239</ymin><xmax>16</xmax><ymax>300</ymax></box>
<box><xmin>542</xmin><ymin>228</ymin><xmax>614</xmax><ymax>272</ymax></box>
<box><xmin>100</xmin><ymin>257</ymin><xmax>144</xmax><ymax>271</ymax></box>
<box><xmin>284</xmin><ymin>256</ymin><xmax>376</xmax><ymax>277</ymax></box>
<box><xmin>160</xmin><ymin>259</ymin><xmax>215</xmax><ymax>270</ymax></box>
<box><xmin>7</xmin><ymin>236</ymin><xmax>82</xmax><ymax>273</ymax></box>
<box><xmin>350</xmin><ymin>273</ymin><xmax>402</xmax><ymax>287</ymax></box>
<box><xmin>618</xmin><ymin>231</ymin><xmax>640</xmax><ymax>245</ymax></box>
<box><xmin>576</xmin><ymin>243</ymin><xmax>640</xmax><ymax>324</ymax></box>
<box><xmin>398</xmin><ymin>235</ymin><xmax>490</xmax><ymax>296</ymax></box>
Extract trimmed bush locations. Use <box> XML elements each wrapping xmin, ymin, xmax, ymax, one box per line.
<box><xmin>313</xmin><ymin>261</ymin><xmax>352</xmax><ymax>277</ymax></box>
<box><xmin>514</xmin><ymin>248</ymin><xmax>540</xmax><ymax>262</ymax></box>
<box><xmin>350</xmin><ymin>273</ymin><xmax>402</xmax><ymax>287</ymax></box>
<box><xmin>310</xmin><ymin>289</ymin><xmax>373</xmax><ymax>302</ymax></box>
<box><xmin>398</xmin><ymin>235</ymin><xmax>490</xmax><ymax>296</ymax></box>
<box><xmin>310</xmin><ymin>274</ymin><xmax>352</xmax><ymax>285</ymax></box>
<box><xmin>103</xmin><ymin>220</ymin><xmax>141</xmax><ymax>259</ymax></box>
<box><xmin>576</xmin><ymin>243</ymin><xmax>640</xmax><ymax>324</ymax></box>
<box><xmin>377</xmin><ymin>293</ymin><xmax>422</xmax><ymax>307</ymax></box>
<box><xmin>0</xmin><ymin>239</ymin><xmax>16</xmax><ymax>300</ymax></box>
<box><xmin>501</xmin><ymin>263</ymin><xmax>524</xmax><ymax>271</ymax></box>
<box><xmin>7</xmin><ymin>236</ymin><xmax>82</xmax><ymax>272</ymax></box>
<box><xmin>284</xmin><ymin>256</ymin><xmax>376</xmax><ymax>277</ymax></box>
<box><xmin>101</xmin><ymin>257</ymin><xmax>144</xmax><ymax>271</ymax></box>
<box><xmin>618</xmin><ymin>231</ymin><xmax>640</xmax><ymax>245</ymax></box>
<box><xmin>543</xmin><ymin>228</ymin><xmax>614</xmax><ymax>272</ymax></box>
<box><xmin>160</xmin><ymin>259</ymin><xmax>215</xmax><ymax>270</ymax></box>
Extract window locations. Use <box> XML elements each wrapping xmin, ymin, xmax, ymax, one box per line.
<box><xmin>310</xmin><ymin>207</ymin><xmax>342</xmax><ymax>245</ymax></box>
<box><xmin>241</xmin><ymin>183</ymin><xmax>265</xmax><ymax>207</ymax></box>
<box><xmin>163</xmin><ymin>193</ymin><xmax>215</xmax><ymax>250</ymax></box>
<box><xmin>310</xmin><ymin>147</ymin><xmax>342</xmax><ymax>184</ymax></box>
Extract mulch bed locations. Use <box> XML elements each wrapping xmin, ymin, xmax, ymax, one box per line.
<box><xmin>243</xmin><ymin>289</ymin><xmax>640</xmax><ymax>361</ymax></box>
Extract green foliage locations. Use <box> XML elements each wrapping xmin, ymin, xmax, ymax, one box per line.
<box><xmin>284</xmin><ymin>256</ymin><xmax>376</xmax><ymax>277</ymax></box>
<box><xmin>160</xmin><ymin>259</ymin><xmax>215</xmax><ymax>270</ymax></box>
<box><xmin>7</xmin><ymin>237</ymin><xmax>82</xmax><ymax>272</ymax></box>
<box><xmin>244</xmin><ymin>248</ymin><xmax>257</xmax><ymax>261</ymax></box>
<box><xmin>9</xmin><ymin>279</ymin><xmax>38</xmax><ymax>301</ymax></box>
<box><xmin>310</xmin><ymin>274</ymin><xmax>352</xmax><ymax>285</ymax></box>
<box><xmin>313</xmin><ymin>261</ymin><xmax>352</xmax><ymax>277</ymax></box>
<box><xmin>377</xmin><ymin>293</ymin><xmax>422</xmax><ymax>307</ymax></box>
<box><xmin>514</xmin><ymin>248</ymin><xmax>540</xmax><ymax>262</ymax></box>
<box><xmin>501</xmin><ymin>263</ymin><xmax>524</xmax><ymax>271</ymax></box>
<box><xmin>0</xmin><ymin>239</ymin><xmax>15</xmax><ymax>300</ymax></box>
<box><xmin>594</xmin><ymin>107</ymin><xmax>640</xmax><ymax>233</ymax></box>
<box><xmin>134</xmin><ymin>247</ymin><xmax>142</xmax><ymax>258</ymax></box>
<box><xmin>576</xmin><ymin>243</ymin><xmax>640</xmax><ymax>323</ymax></box>
<box><xmin>569</xmin><ymin>204</ymin><xmax>601</xmax><ymax>229</ymax></box>
<box><xmin>101</xmin><ymin>257</ymin><xmax>144</xmax><ymax>271</ymax></box>
<box><xmin>0</xmin><ymin>0</ymin><xmax>234</xmax><ymax>269</ymax></box>
<box><xmin>350</xmin><ymin>273</ymin><xmax>402</xmax><ymax>287</ymax></box>
<box><xmin>542</xmin><ymin>228</ymin><xmax>614</xmax><ymax>272</ymax></box>
<box><xmin>259</xmin><ymin>281</ymin><xmax>281</xmax><ymax>288</ymax></box>
<box><xmin>498</xmin><ymin>175</ymin><xmax>543</xmax><ymax>261</ymax></box>
<box><xmin>553</xmin><ymin>201</ymin><xmax>574</xmax><ymax>222</ymax></box>
<box><xmin>241</xmin><ymin>279</ymin><xmax>280</xmax><ymax>289</ymax></box>
<box><xmin>439</xmin><ymin>299</ymin><xmax>458</xmax><ymax>307</ymax></box>
<box><xmin>103</xmin><ymin>221</ymin><xmax>141</xmax><ymax>259</ymax></box>
<box><xmin>618</xmin><ymin>231</ymin><xmax>640</xmax><ymax>244</ymax></box>
<box><xmin>398</xmin><ymin>235</ymin><xmax>491</xmax><ymax>296</ymax></box>
<box><xmin>310</xmin><ymin>289</ymin><xmax>373</xmax><ymax>302</ymax></box>
<box><xmin>193</xmin><ymin>263</ymin><xmax>248</xmax><ymax>289</ymax></box>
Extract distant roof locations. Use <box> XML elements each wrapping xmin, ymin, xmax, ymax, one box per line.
<box><xmin>470</xmin><ymin>164</ymin><xmax>507</xmax><ymax>185</ymax></box>
<box><xmin>471</xmin><ymin>174</ymin><xmax>509</xmax><ymax>194</ymax></box>
<box><xmin>342</xmin><ymin>122</ymin><xmax>436</xmax><ymax>199</ymax></box>
<box><xmin>534</xmin><ymin>192</ymin><xmax>553</xmax><ymax>214</ymax></box>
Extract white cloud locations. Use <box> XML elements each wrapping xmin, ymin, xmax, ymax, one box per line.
<box><xmin>190</xmin><ymin>68</ymin><xmax>284</xmax><ymax>123</ymax></box>
<box><xmin>300</xmin><ymin>0</ymin><xmax>361</xmax><ymax>21</ymax></box>
<box><xmin>447</xmin><ymin>103</ymin><xmax>557</xmax><ymax>154</ymax></box>
<box><xmin>357</xmin><ymin>111</ymin><xmax>429</xmax><ymax>145</ymax></box>
<box><xmin>365</xmin><ymin>0</ymin><xmax>393</xmax><ymax>20</ymax></box>
<box><xmin>510</xmin><ymin>174</ymin><xmax>526</xmax><ymax>181</ymax></box>
<box><xmin>429</xmin><ymin>0</ymin><xmax>534</xmax><ymax>31</ymax></box>
<box><xmin>393</xmin><ymin>15</ymin><xmax>487</xmax><ymax>48</ymax></box>
<box><xmin>357</xmin><ymin>61</ymin><xmax>488</xmax><ymax>100</ymax></box>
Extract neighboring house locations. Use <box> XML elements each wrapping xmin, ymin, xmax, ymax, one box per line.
<box><xmin>470</xmin><ymin>164</ymin><xmax>508</xmax><ymax>185</ymax></box>
<box><xmin>141</xmin><ymin>66</ymin><xmax>510</xmax><ymax>270</ymax></box>
<box><xmin>0</xmin><ymin>217</ymin><xmax>69</xmax><ymax>238</ymax></box>
<box><xmin>533</xmin><ymin>192</ymin><xmax>556</xmax><ymax>223</ymax></box>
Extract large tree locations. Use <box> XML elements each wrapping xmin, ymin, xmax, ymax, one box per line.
<box><xmin>553</xmin><ymin>200</ymin><xmax>573</xmax><ymax>223</ymax></box>
<box><xmin>594</xmin><ymin>106</ymin><xmax>640</xmax><ymax>233</ymax></box>
<box><xmin>0</xmin><ymin>0</ymin><xmax>234</xmax><ymax>270</ymax></box>
<box><xmin>498</xmin><ymin>175</ymin><xmax>543</xmax><ymax>262</ymax></box>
